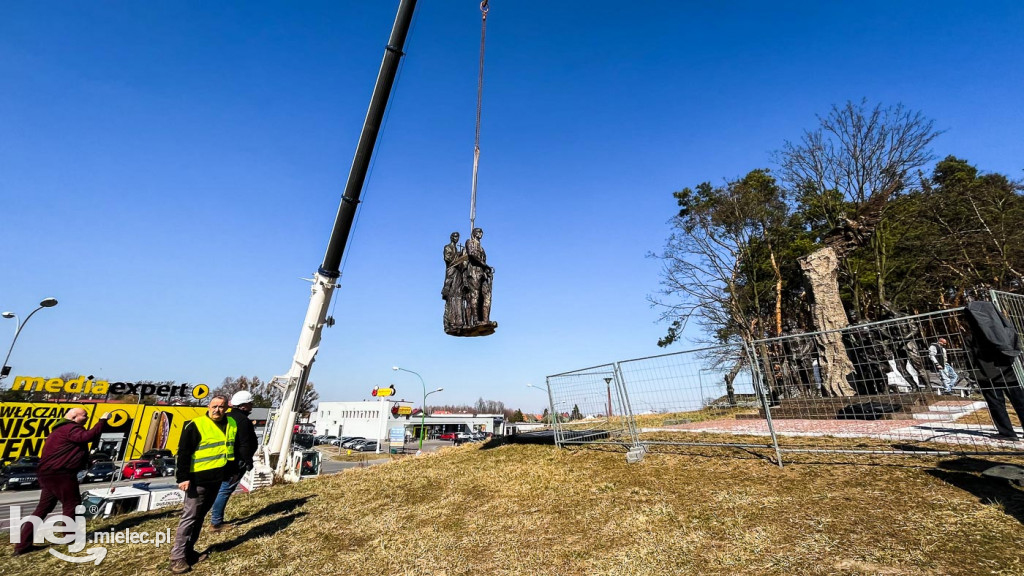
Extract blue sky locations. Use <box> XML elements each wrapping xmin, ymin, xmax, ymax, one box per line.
<box><xmin>2</xmin><ymin>1</ymin><xmax>1022</xmax><ymax>413</ymax></box>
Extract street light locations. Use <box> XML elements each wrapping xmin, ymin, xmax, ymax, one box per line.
<box><xmin>393</xmin><ymin>366</ymin><xmax>442</xmax><ymax>450</ymax></box>
<box><xmin>603</xmin><ymin>377</ymin><xmax>614</xmax><ymax>420</ymax></box>
<box><xmin>2</xmin><ymin>297</ymin><xmax>58</xmax><ymax>383</ymax></box>
<box><xmin>526</xmin><ymin>382</ymin><xmax>558</xmax><ymax>425</ymax></box>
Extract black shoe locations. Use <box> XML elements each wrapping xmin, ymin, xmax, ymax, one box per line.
<box><xmin>13</xmin><ymin>545</ymin><xmax>44</xmax><ymax>556</ymax></box>
<box><xmin>186</xmin><ymin>550</ymin><xmax>209</xmax><ymax>565</ymax></box>
<box><xmin>995</xmin><ymin>433</ymin><xmax>1020</xmax><ymax>441</ymax></box>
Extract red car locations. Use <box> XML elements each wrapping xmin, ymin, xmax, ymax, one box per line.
<box><xmin>121</xmin><ymin>460</ymin><xmax>158</xmax><ymax>480</ymax></box>
<box><xmin>439</xmin><ymin>432</ymin><xmax>457</xmax><ymax>441</ymax></box>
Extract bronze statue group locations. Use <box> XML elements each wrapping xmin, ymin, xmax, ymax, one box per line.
<box><xmin>442</xmin><ymin>228</ymin><xmax>497</xmax><ymax>337</ymax></box>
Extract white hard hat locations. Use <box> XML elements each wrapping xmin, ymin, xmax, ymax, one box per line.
<box><xmin>231</xmin><ymin>390</ymin><xmax>254</xmax><ymax>406</ymax></box>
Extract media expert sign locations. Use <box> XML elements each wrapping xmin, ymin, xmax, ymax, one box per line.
<box><xmin>10</xmin><ymin>376</ymin><xmax>210</xmax><ymax>400</ymax></box>
<box><xmin>0</xmin><ymin>403</ymin><xmax>208</xmax><ymax>463</ymax></box>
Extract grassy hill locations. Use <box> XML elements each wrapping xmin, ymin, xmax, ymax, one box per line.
<box><xmin>4</xmin><ymin>442</ymin><xmax>1024</xmax><ymax>575</ymax></box>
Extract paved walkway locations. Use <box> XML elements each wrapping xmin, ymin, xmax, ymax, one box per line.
<box><xmin>648</xmin><ymin>400</ymin><xmax>1024</xmax><ymax>450</ymax></box>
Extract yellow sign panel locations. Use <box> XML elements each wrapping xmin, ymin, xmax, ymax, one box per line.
<box><xmin>0</xmin><ymin>402</ymin><xmax>207</xmax><ymax>464</ymax></box>
<box><xmin>397</xmin><ymin>406</ymin><xmax>412</xmax><ymax>415</ymax></box>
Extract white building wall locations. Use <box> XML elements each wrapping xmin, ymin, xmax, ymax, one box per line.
<box><xmin>316</xmin><ymin>401</ymin><xmax>395</xmax><ymax>439</ymax></box>
<box><xmin>316</xmin><ymin>402</ymin><xmax>504</xmax><ymax>441</ymax></box>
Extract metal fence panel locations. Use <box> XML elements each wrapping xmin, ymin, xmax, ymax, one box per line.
<box><xmin>546</xmin><ymin>364</ymin><xmax>635</xmax><ymax>447</ymax></box>
<box><xmin>992</xmin><ymin>290</ymin><xmax>1024</xmax><ymax>386</ymax></box>
<box><xmin>747</xmin><ymin>307</ymin><xmax>1024</xmax><ymax>457</ymax></box>
<box><xmin>546</xmin><ymin>347</ymin><xmax>784</xmax><ymax>460</ymax></box>
<box><xmin>548</xmin><ymin>296</ymin><xmax>1024</xmax><ymax>463</ymax></box>
<box><xmin>614</xmin><ymin>346</ymin><xmax>780</xmax><ymax>455</ymax></box>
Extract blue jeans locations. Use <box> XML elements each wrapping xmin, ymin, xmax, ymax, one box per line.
<box><xmin>938</xmin><ymin>365</ymin><xmax>960</xmax><ymax>392</ymax></box>
<box><xmin>209</xmin><ymin>473</ymin><xmax>241</xmax><ymax>526</ymax></box>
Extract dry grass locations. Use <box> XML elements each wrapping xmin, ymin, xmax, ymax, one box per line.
<box><xmin>3</xmin><ymin>442</ymin><xmax>1024</xmax><ymax>576</ymax></box>
<box><xmin>955</xmin><ymin>400</ymin><xmax>1022</xmax><ymax>428</ymax></box>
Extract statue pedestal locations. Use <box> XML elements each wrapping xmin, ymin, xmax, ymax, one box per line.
<box><xmin>446</xmin><ymin>321</ymin><xmax>498</xmax><ymax>337</ymax></box>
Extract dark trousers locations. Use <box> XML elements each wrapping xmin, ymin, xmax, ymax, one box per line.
<box><xmin>16</xmin><ymin>472</ymin><xmax>82</xmax><ymax>552</ymax></box>
<box><xmin>170</xmin><ymin>482</ymin><xmax>220</xmax><ymax>562</ymax></box>
<box><xmin>981</xmin><ymin>383</ymin><xmax>1024</xmax><ymax>438</ymax></box>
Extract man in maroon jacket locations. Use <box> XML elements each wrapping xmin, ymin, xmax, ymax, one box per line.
<box><xmin>13</xmin><ymin>407</ymin><xmax>108</xmax><ymax>555</ymax></box>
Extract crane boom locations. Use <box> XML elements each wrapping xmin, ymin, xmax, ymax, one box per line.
<box><xmin>265</xmin><ymin>0</ymin><xmax>418</xmax><ymax>479</ymax></box>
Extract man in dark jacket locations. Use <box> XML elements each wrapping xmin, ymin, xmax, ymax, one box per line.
<box><xmin>169</xmin><ymin>395</ymin><xmax>237</xmax><ymax>574</ymax></box>
<box><xmin>13</xmin><ymin>407</ymin><xmax>109</xmax><ymax>555</ymax></box>
<box><xmin>208</xmin><ymin>390</ymin><xmax>257</xmax><ymax>530</ymax></box>
<box><xmin>965</xmin><ymin>301</ymin><xmax>1024</xmax><ymax>440</ymax></box>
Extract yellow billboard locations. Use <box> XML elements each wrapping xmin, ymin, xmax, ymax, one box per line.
<box><xmin>0</xmin><ymin>402</ymin><xmax>208</xmax><ymax>464</ymax></box>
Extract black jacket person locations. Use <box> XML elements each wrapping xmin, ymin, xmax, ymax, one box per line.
<box><xmin>169</xmin><ymin>395</ymin><xmax>237</xmax><ymax>573</ymax></box>
<box><xmin>965</xmin><ymin>301</ymin><xmax>1024</xmax><ymax>440</ymax></box>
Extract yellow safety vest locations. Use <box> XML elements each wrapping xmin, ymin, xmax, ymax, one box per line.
<box><xmin>189</xmin><ymin>416</ymin><xmax>237</xmax><ymax>473</ymax></box>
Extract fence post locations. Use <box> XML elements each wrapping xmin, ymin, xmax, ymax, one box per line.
<box><xmin>544</xmin><ymin>376</ymin><xmax>561</xmax><ymax>449</ymax></box>
<box><xmin>746</xmin><ymin>343</ymin><xmax>784</xmax><ymax>467</ymax></box>
<box><xmin>612</xmin><ymin>363</ymin><xmax>645</xmax><ymax>463</ymax></box>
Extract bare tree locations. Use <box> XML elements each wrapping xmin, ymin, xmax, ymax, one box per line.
<box><xmin>778</xmin><ymin>100</ymin><xmax>941</xmax><ymax>396</ymax></box>
<box><xmin>650</xmin><ymin>173</ymin><xmax>793</xmax><ymax>404</ymax></box>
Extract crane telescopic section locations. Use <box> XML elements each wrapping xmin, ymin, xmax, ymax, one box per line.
<box><xmin>265</xmin><ymin>0</ymin><xmax>418</xmax><ymax>479</ymax></box>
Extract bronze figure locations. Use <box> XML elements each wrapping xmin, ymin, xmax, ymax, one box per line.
<box><xmin>442</xmin><ymin>228</ymin><xmax>497</xmax><ymax>337</ymax></box>
<box><xmin>442</xmin><ymin>232</ymin><xmax>467</xmax><ymax>332</ymax></box>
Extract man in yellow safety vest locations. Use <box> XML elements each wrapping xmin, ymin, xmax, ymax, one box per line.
<box><xmin>169</xmin><ymin>394</ymin><xmax>237</xmax><ymax>574</ymax></box>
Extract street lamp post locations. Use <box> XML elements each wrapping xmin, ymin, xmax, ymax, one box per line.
<box><xmin>1</xmin><ymin>298</ymin><xmax>58</xmax><ymax>384</ymax></box>
<box><xmin>393</xmin><ymin>366</ymin><xmax>442</xmax><ymax>450</ymax></box>
<box><xmin>526</xmin><ymin>382</ymin><xmax>556</xmax><ymax>426</ymax></box>
<box><xmin>603</xmin><ymin>377</ymin><xmax>613</xmax><ymax>421</ymax></box>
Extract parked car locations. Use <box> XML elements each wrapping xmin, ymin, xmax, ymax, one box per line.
<box><xmin>315</xmin><ymin>435</ymin><xmax>338</xmax><ymax>446</ymax></box>
<box><xmin>140</xmin><ymin>449</ymin><xmax>173</xmax><ymax>460</ymax></box>
<box><xmin>469</xmin><ymin>432</ymin><xmax>487</xmax><ymax>442</ymax></box>
<box><xmin>0</xmin><ymin>463</ymin><xmax>38</xmax><ymax>491</ymax></box>
<box><xmin>355</xmin><ymin>441</ymin><xmax>379</xmax><ymax>452</ymax></box>
<box><xmin>329</xmin><ymin>436</ymin><xmax>355</xmax><ymax>446</ymax></box>
<box><xmin>340</xmin><ymin>437</ymin><xmax>366</xmax><ymax>449</ymax></box>
<box><xmin>121</xmin><ymin>460</ymin><xmax>158</xmax><ymax>480</ymax></box>
<box><xmin>151</xmin><ymin>456</ymin><xmax>177</xmax><ymax>477</ymax></box>
<box><xmin>89</xmin><ymin>451</ymin><xmax>114</xmax><ymax>465</ymax></box>
<box><xmin>293</xmin><ymin>433</ymin><xmax>316</xmax><ymax>449</ymax></box>
<box><xmin>78</xmin><ymin>460</ymin><xmax>118</xmax><ymax>483</ymax></box>
<box><xmin>439</xmin><ymin>432</ymin><xmax>458</xmax><ymax>441</ymax></box>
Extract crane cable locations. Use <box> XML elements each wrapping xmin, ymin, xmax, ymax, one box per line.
<box><xmin>469</xmin><ymin>0</ymin><xmax>488</xmax><ymax>231</ymax></box>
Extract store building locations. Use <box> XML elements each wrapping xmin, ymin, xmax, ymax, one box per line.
<box><xmin>315</xmin><ymin>401</ymin><xmax>503</xmax><ymax>443</ymax></box>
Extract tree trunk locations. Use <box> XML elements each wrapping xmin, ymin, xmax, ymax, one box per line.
<box><xmin>769</xmin><ymin>248</ymin><xmax>783</xmax><ymax>336</ymax></box>
<box><xmin>799</xmin><ymin>247</ymin><xmax>856</xmax><ymax>397</ymax></box>
<box><xmin>724</xmin><ymin>360</ymin><xmax>743</xmax><ymax>406</ymax></box>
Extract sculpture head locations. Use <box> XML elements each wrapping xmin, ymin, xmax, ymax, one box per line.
<box><xmin>472</xmin><ymin>227</ymin><xmax>483</xmax><ymax>239</ymax></box>
<box><xmin>450</xmin><ymin>231</ymin><xmax>460</xmax><ymax>243</ymax></box>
